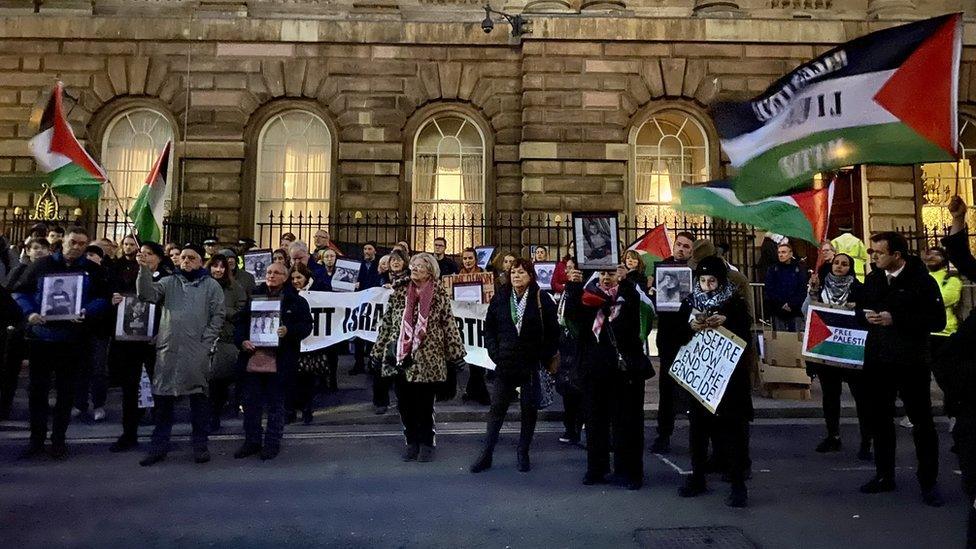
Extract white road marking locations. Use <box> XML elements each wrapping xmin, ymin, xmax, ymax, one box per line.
<box><xmin>653</xmin><ymin>453</ymin><xmax>692</xmax><ymax>476</ymax></box>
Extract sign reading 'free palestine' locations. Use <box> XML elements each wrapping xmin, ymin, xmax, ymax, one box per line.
<box><xmin>669</xmin><ymin>326</ymin><xmax>747</xmax><ymax>414</ymax></box>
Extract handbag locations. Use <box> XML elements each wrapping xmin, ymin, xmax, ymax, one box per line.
<box><xmin>246</xmin><ymin>349</ymin><xmax>277</xmax><ymax>374</ymax></box>
<box><xmin>298</xmin><ymin>348</ymin><xmax>331</xmax><ymax>375</ymax></box>
<box><xmin>531</xmin><ymin>366</ymin><xmax>556</xmax><ymax>409</ymax></box>
<box><xmin>606</xmin><ymin>318</ymin><xmax>655</xmax><ymax>381</ymax></box>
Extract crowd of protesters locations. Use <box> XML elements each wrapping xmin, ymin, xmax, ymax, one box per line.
<box><xmin>0</xmin><ymin>208</ymin><xmax>972</xmax><ymax>523</ymax></box>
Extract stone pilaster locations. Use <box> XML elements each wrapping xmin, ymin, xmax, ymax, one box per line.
<box><xmin>867</xmin><ymin>0</ymin><xmax>917</xmax><ymax>19</ymax></box>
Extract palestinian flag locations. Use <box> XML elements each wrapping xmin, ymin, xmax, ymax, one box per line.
<box><xmin>27</xmin><ymin>82</ymin><xmax>107</xmax><ymax>200</ymax></box>
<box><xmin>713</xmin><ymin>13</ymin><xmax>962</xmax><ymax>202</ymax></box>
<box><xmin>802</xmin><ymin>305</ymin><xmax>866</xmax><ymax>368</ymax></box>
<box><xmin>627</xmin><ymin>226</ymin><xmax>670</xmax><ymax>340</ymax></box>
<box><xmin>130</xmin><ymin>140</ymin><xmax>171</xmax><ymax>244</ymax></box>
<box><xmin>678</xmin><ymin>181</ymin><xmax>834</xmax><ymax>245</ymax></box>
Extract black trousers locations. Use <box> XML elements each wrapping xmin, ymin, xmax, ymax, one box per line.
<box><xmin>584</xmin><ymin>371</ymin><xmax>645</xmax><ymax>481</ymax></box>
<box><xmin>561</xmin><ymin>388</ymin><xmax>584</xmax><ymax>438</ymax></box>
<box><xmin>656</xmin><ymin>347</ymin><xmax>680</xmax><ymax>439</ymax></box>
<box><xmin>372</xmin><ymin>372</ymin><xmax>393</xmax><ymax>407</ymax></box>
<box><xmin>210</xmin><ymin>377</ymin><xmax>234</xmax><ymax>419</ymax></box>
<box><xmin>865</xmin><ymin>363</ymin><xmax>939</xmax><ymax>488</ymax></box>
<box><xmin>689</xmin><ymin>403</ymin><xmax>751</xmax><ymax>486</ymax></box>
<box><xmin>930</xmin><ymin>336</ymin><xmax>956</xmax><ymax>418</ymax></box>
<box><xmin>0</xmin><ymin>330</ymin><xmax>25</xmax><ymax>418</ymax></box>
<box><xmin>465</xmin><ymin>364</ymin><xmax>489</xmax><ymax>401</ymax></box>
<box><xmin>74</xmin><ymin>337</ymin><xmax>108</xmax><ymax>412</ymax></box>
<box><xmin>150</xmin><ymin>393</ymin><xmax>209</xmax><ymax>453</ymax></box>
<box><xmin>28</xmin><ymin>342</ymin><xmax>80</xmax><ymax>444</ymax></box>
<box><xmin>482</xmin><ymin>371</ymin><xmax>537</xmax><ymax>453</ymax></box>
<box><xmin>818</xmin><ymin>367</ymin><xmax>871</xmax><ymax>444</ymax></box>
<box><xmin>952</xmin><ymin>414</ymin><xmax>976</xmax><ymax>548</ymax></box>
<box><xmin>119</xmin><ymin>344</ymin><xmax>155</xmax><ymax>441</ymax></box>
<box><xmin>242</xmin><ymin>372</ymin><xmax>286</xmax><ymax>447</ymax></box>
<box><xmin>393</xmin><ymin>374</ymin><xmax>437</xmax><ymax>446</ymax></box>
<box><xmin>354</xmin><ymin>338</ymin><xmax>372</xmax><ymax>369</ymax></box>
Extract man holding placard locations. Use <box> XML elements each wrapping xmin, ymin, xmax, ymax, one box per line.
<box><xmin>672</xmin><ymin>256</ymin><xmax>753</xmax><ymax>508</ymax></box>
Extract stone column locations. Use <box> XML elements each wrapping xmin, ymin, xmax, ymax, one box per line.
<box><xmin>867</xmin><ymin>0</ymin><xmax>917</xmax><ymax>19</ymax></box>
<box><xmin>692</xmin><ymin>0</ymin><xmax>740</xmax><ymax>16</ymax></box>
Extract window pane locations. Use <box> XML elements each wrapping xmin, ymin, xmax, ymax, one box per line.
<box><xmin>100</xmin><ymin>109</ymin><xmax>174</xmax><ymax>215</ymax></box>
<box><xmin>255</xmin><ymin>111</ymin><xmax>332</xmax><ymax>242</ymax></box>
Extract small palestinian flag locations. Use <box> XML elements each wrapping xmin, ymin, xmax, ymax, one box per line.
<box><xmin>678</xmin><ymin>181</ymin><xmax>833</xmax><ymax>245</ymax></box>
<box><xmin>628</xmin><ymin>226</ymin><xmax>670</xmax><ymax>340</ymax></box>
<box><xmin>713</xmin><ymin>13</ymin><xmax>962</xmax><ymax>202</ymax></box>
<box><xmin>27</xmin><ymin>82</ymin><xmax>107</xmax><ymax>200</ymax></box>
<box><xmin>130</xmin><ymin>140</ymin><xmax>171</xmax><ymax>244</ymax></box>
<box><xmin>802</xmin><ymin>305</ymin><xmax>867</xmax><ymax>368</ymax></box>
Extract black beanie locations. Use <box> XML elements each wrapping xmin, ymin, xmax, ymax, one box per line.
<box><xmin>693</xmin><ymin>255</ymin><xmax>729</xmax><ymax>286</ymax></box>
<box><xmin>182</xmin><ymin>243</ymin><xmax>206</xmax><ymax>259</ymax></box>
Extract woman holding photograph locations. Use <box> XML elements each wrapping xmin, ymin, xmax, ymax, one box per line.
<box><xmin>109</xmin><ymin>242</ymin><xmax>173</xmax><ymax>453</ymax></box>
<box><xmin>272</xmin><ymin>248</ymin><xmax>291</xmax><ymax>270</ymax></box>
<box><xmin>804</xmin><ymin>253</ymin><xmax>872</xmax><ymax>459</ymax></box>
<box><xmin>459</xmin><ymin>247</ymin><xmax>484</xmax><ymax>275</ymax></box>
<box><xmin>370</xmin><ymin>253</ymin><xmax>466</xmax><ymax>462</ymax></box>
<box><xmin>206</xmin><ymin>253</ymin><xmax>248</xmax><ymax>433</ymax></box>
<box><xmin>471</xmin><ymin>258</ymin><xmax>559</xmax><ymax>473</ymax></box>
<box><xmin>622</xmin><ymin>250</ymin><xmax>649</xmax><ymax>294</ymax></box>
<box><xmin>458</xmin><ymin>247</ymin><xmax>489</xmax><ymax>405</ymax></box>
<box><xmin>676</xmin><ymin>256</ymin><xmax>753</xmax><ymax>507</ymax></box>
<box><xmin>290</xmin><ymin>263</ymin><xmax>335</xmax><ymax>424</ymax></box>
<box><xmin>235</xmin><ymin>262</ymin><xmax>313</xmax><ymax>460</ymax></box>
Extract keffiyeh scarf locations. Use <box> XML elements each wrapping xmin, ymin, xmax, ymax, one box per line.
<box><xmin>689</xmin><ymin>282</ymin><xmax>735</xmax><ymax>314</ymax></box>
<box><xmin>396</xmin><ymin>280</ymin><xmax>435</xmax><ymax>364</ymax></box>
<box><xmin>820</xmin><ymin>272</ymin><xmax>855</xmax><ymax>306</ymax></box>
<box><xmin>510</xmin><ymin>288</ymin><xmax>529</xmax><ymax>334</ymax></box>
<box><xmin>582</xmin><ymin>279</ymin><xmax>620</xmax><ymax>340</ymax></box>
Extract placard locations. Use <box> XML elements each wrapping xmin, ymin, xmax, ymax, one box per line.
<box><xmin>534</xmin><ymin>261</ymin><xmax>556</xmax><ymax>291</ymax></box>
<box><xmin>332</xmin><ymin>258</ymin><xmax>362</xmax><ymax>292</ymax></box>
<box><xmin>39</xmin><ymin>272</ymin><xmax>85</xmax><ymax>321</ymax></box>
<box><xmin>802</xmin><ymin>305</ymin><xmax>866</xmax><ymax>368</ymax></box>
<box><xmin>452</xmin><ymin>281</ymin><xmax>484</xmax><ymax>303</ymax></box>
<box><xmin>474</xmin><ymin>246</ymin><xmax>495</xmax><ymax>270</ymax></box>
<box><xmin>573</xmin><ymin>211</ymin><xmax>619</xmax><ymax>270</ymax></box>
<box><xmin>115</xmin><ymin>295</ymin><xmax>157</xmax><ymax>341</ymax></box>
<box><xmin>442</xmin><ymin>272</ymin><xmax>495</xmax><ymax>304</ymax></box>
<box><xmin>243</xmin><ymin>249</ymin><xmax>272</xmax><ymax>279</ymax></box>
<box><xmin>669</xmin><ymin>326</ymin><xmax>747</xmax><ymax>414</ymax></box>
<box><xmin>654</xmin><ymin>265</ymin><xmax>693</xmax><ymax>312</ymax></box>
<box><xmin>249</xmin><ymin>297</ymin><xmax>282</xmax><ymax>347</ymax></box>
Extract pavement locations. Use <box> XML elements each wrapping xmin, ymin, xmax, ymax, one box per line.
<box><xmin>0</xmin><ymin>356</ymin><xmax>967</xmax><ymax>548</ymax></box>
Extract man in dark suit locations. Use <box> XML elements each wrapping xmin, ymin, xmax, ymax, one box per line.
<box><xmin>859</xmin><ymin>231</ymin><xmax>945</xmax><ymax>507</ymax></box>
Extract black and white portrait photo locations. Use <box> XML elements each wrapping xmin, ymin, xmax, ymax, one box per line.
<box><xmin>475</xmin><ymin>246</ymin><xmax>495</xmax><ymax>270</ymax></box>
<box><xmin>332</xmin><ymin>258</ymin><xmax>362</xmax><ymax>292</ymax></box>
<box><xmin>534</xmin><ymin>261</ymin><xmax>557</xmax><ymax>291</ymax></box>
<box><xmin>655</xmin><ymin>265</ymin><xmax>693</xmax><ymax>312</ymax></box>
<box><xmin>243</xmin><ymin>249</ymin><xmax>272</xmax><ymax>280</ymax></box>
<box><xmin>115</xmin><ymin>295</ymin><xmax>157</xmax><ymax>341</ymax></box>
<box><xmin>40</xmin><ymin>273</ymin><xmax>84</xmax><ymax>321</ymax></box>
<box><xmin>573</xmin><ymin>212</ymin><xmax>619</xmax><ymax>270</ymax></box>
<box><xmin>250</xmin><ymin>298</ymin><xmax>282</xmax><ymax>347</ymax></box>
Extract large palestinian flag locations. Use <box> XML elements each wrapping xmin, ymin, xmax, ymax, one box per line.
<box><xmin>130</xmin><ymin>140</ymin><xmax>171</xmax><ymax>244</ymax></box>
<box><xmin>802</xmin><ymin>305</ymin><xmax>866</xmax><ymax>368</ymax></box>
<box><xmin>678</xmin><ymin>181</ymin><xmax>833</xmax><ymax>245</ymax></box>
<box><xmin>27</xmin><ymin>82</ymin><xmax>107</xmax><ymax>200</ymax></box>
<box><xmin>713</xmin><ymin>13</ymin><xmax>962</xmax><ymax>202</ymax></box>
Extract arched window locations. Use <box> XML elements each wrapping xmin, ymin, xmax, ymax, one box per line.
<box><xmin>920</xmin><ymin>117</ymin><xmax>976</xmax><ymax>232</ymax></box>
<box><xmin>255</xmin><ymin>110</ymin><xmax>332</xmax><ymax>238</ymax></box>
<box><xmin>632</xmin><ymin>110</ymin><xmax>711</xmax><ymax>223</ymax></box>
<box><xmin>101</xmin><ymin>108</ymin><xmax>175</xmax><ymax>215</ymax></box>
<box><xmin>412</xmin><ymin>114</ymin><xmax>485</xmax><ymax>251</ymax></box>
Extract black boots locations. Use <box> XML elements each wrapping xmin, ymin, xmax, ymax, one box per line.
<box><xmin>470</xmin><ymin>449</ymin><xmax>493</xmax><ymax>473</ymax></box>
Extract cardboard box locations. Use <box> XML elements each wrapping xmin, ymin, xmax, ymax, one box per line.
<box><xmin>761</xmin><ymin>382</ymin><xmax>812</xmax><ymax>401</ymax></box>
<box><xmin>760</xmin><ymin>363</ymin><xmax>812</xmax><ymax>385</ymax></box>
<box><xmin>760</xmin><ymin>330</ymin><xmax>804</xmax><ymax>368</ymax></box>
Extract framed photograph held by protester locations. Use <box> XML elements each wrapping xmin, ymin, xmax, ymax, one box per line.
<box><xmin>654</xmin><ymin>265</ymin><xmax>693</xmax><ymax>312</ymax></box>
<box><xmin>332</xmin><ymin>258</ymin><xmax>362</xmax><ymax>292</ymax></box>
<box><xmin>452</xmin><ymin>281</ymin><xmax>484</xmax><ymax>303</ymax></box>
<box><xmin>243</xmin><ymin>249</ymin><xmax>272</xmax><ymax>279</ymax></box>
<box><xmin>39</xmin><ymin>272</ymin><xmax>85</xmax><ymax>321</ymax></box>
<box><xmin>534</xmin><ymin>261</ymin><xmax>557</xmax><ymax>291</ymax></box>
<box><xmin>572</xmin><ymin>212</ymin><xmax>619</xmax><ymax>270</ymax></box>
<box><xmin>474</xmin><ymin>246</ymin><xmax>495</xmax><ymax>270</ymax></box>
<box><xmin>250</xmin><ymin>297</ymin><xmax>282</xmax><ymax>347</ymax></box>
<box><xmin>115</xmin><ymin>294</ymin><xmax>157</xmax><ymax>341</ymax></box>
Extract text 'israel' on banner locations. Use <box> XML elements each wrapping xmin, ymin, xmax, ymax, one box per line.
<box><xmin>711</xmin><ymin>13</ymin><xmax>962</xmax><ymax>202</ymax></box>
<box><xmin>668</xmin><ymin>326</ymin><xmax>747</xmax><ymax>414</ymax></box>
<box><xmin>802</xmin><ymin>305</ymin><xmax>866</xmax><ymax>368</ymax></box>
<box><xmin>299</xmin><ymin>287</ymin><xmax>496</xmax><ymax>370</ymax></box>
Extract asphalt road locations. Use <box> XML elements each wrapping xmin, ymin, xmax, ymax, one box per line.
<box><xmin>0</xmin><ymin>418</ymin><xmax>967</xmax><ymax>549</ymax></box>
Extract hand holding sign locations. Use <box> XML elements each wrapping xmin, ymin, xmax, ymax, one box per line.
<box><xmin>669</xmin><ymin>326</ymin><xmax>747</xmax><ymax>414</ymax></box>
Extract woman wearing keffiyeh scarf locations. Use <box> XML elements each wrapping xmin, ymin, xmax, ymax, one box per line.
<box><xmin>677</xmin><ymin>255</ymin><xmax>754</xmax><ymax>508</ymax></box>
<box><xmin>370</xmin><ymin>253</ymin><xmax>466</xmax><ymax>463</ymax></box>
<box><xmin>471</xmin><ymin>258</ymin><xmax>559</xmax><ymax>474</ymax></box>
<box><xmin>805</xmin><ymin>253</ymin><xmax>872</xmax><ymax>460</ymax></box>
<box><xmin>562</xmin><ymin>264</ymin><xmax>648</xmax><ymax>491</ymax></box>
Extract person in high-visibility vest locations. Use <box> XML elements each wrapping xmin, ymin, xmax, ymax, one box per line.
<box><xmin>831</xmin><ymin>228</ymin><xmax>870</xmax><ymax>282</ymax></box>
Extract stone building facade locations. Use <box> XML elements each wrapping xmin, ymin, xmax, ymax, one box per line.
<box><xmin>0</xmin><ymin>0</ymin><xmax>972</xmax><ymax>251</ymax></box>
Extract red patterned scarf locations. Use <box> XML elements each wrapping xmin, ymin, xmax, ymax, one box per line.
<box><xmin>396</xmin><ymin>280</ymin><xmax>435</xmax><ymax>364</ymax></box>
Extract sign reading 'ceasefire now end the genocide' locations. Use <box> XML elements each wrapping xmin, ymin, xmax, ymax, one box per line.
<box><xmin>668</xmin><ymin>326</ymin><xmax>747</xmax><ymax>414</ymax></box>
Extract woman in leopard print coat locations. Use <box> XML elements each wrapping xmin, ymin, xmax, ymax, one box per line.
<box><xmin>371</xmin><ymin>252</ymin><xmax>466</xmax><ymax>462</ymax></box>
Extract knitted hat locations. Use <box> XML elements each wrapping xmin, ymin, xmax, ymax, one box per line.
<box><xmin>693</xmin><ymin>255</ymin><xmax>728</xmax><ymax>286</ymax></box>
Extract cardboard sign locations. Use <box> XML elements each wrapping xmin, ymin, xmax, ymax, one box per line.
<box><xmin>669</xmin><ymin>326</ymin><xmax>747</xmax><ymax>414</ymax></box>
<box><xmin>802</xmin><ymin>305</ymin><xmax>866</xmax><ymax>368</ymax></box>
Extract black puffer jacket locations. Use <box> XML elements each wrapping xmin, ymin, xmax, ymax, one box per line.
<box><xmin>484</xmin><ymin>283</ymin><xmax>559</xmax><ymax>379</ymax></box>
<box><xmin>860</xmin><ymin>255</ymin><xmax>945</xmax><ymax>368</ymax></box>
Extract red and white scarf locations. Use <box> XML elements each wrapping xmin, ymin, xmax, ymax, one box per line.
<box><xmin>396</xmin><ymin>280</ymin><xmax>435</xmax><ymax>364</ymax></box>
<box><xmin>586</xmin><ymin>283</ymin><xmax>620</xmax><ymax>340</ymax></box>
